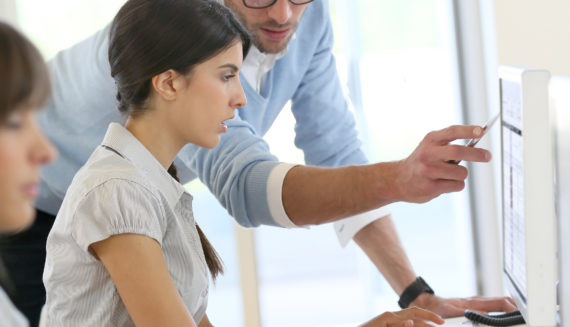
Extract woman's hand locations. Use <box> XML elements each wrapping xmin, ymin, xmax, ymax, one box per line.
<box><xmin>360</xmin><ymin>307</ymin><xmax>445</xmax><ymax>327</ymax></box>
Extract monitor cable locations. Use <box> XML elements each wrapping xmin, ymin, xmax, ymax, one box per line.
<box><xmin>464</xmin><ymin>310</ymin><xmax>525</xmax><ymax>326</ymax></box>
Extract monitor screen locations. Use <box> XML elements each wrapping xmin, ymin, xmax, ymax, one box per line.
<box><xmin>501</xmin><ymin>77</ymin><xmax>526</xmax><ymax>303</ymax></box>
<box><xmin>499</xmin><ymin>66</ymin><xmax>557</xmax><ymax>327</ymax></box>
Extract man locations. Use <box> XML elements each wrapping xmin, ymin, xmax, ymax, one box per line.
<box><xmin>0</xmin><ymin>0</ymin><xmax>515</xmax><ymax>325</ymax></box>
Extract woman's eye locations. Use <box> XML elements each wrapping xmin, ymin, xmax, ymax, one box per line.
<box><xmin>3</xmin><ymin>113</ymin><xmax>24</xmax><ymax>129</ymax></box>
<box><xmin>223</xmin><ymin>73</ymin><xmax>236</xmax><ymax>81</ymax></box>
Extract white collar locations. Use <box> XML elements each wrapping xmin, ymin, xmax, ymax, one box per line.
<box><xmin>241</xmin><ymin>37</ymin><xmax>293</xmax><ymax>93</ymax></box>
<box><xmin>101</xmin><ymin>123</ymin><xmax>187</xmax><ymax>210</ymax></box>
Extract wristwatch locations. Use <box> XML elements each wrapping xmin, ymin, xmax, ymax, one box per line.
<box><xmin>398</xmin><ymin>276</ymin><xmax>435</xmax><ymax>309</ymax></box>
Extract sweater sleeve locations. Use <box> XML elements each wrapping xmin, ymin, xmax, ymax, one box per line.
<box><xmin>176</xmin><ymin>117</ymin><xmax>286</xmax><ymax>228</ymax></box>
<box><xmin>290</xmin><ymin>2</ymin><xmax>368</xmax><ymax>168</ymax></box>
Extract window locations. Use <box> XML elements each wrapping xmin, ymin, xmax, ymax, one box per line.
<box><xmin>14</xmin><ymin>0</ymin><xmax>124</xmax><ymax>60</ymax></box>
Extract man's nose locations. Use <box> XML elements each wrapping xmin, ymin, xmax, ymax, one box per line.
<box><xmin>267</xmin><ymin>0</ymin><xmax>293</xmax><ymax>25</ymax></box>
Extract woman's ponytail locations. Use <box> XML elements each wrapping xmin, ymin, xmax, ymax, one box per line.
<box><xmin>167</xmin><ymin>164</ymin><xmax>223</xmax><ymax>281</ymax></box>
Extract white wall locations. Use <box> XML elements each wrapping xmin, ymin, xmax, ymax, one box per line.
<box><xmin>493</xmin><ymin>0</ymin><xmax>570</xmax><ymax>75</ymax></box>
<box><xmin>0</xmin><ymin>0</ymin><xmax>17</xmax><ymax>26</ymax></box>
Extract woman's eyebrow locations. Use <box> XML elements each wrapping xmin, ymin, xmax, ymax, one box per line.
<box><xmin>217</xmin><ymin>63</ymin><xmax>239</xmax><ymax>72</ymax></box>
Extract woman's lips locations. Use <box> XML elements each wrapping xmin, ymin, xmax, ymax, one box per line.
<box><xmin>220</xmin><ymin>115</ymin><xmax>234</xmax><ymax>133</ymax></box>
<box><xmin>23</xmin><ymin>182</ymin><xmax>39</xmax><ymax>198</ymax></box>
<box><xmin>259</xmin><ymin>27</ymin><xmax>291</xmax><ymax>41</ymax></box>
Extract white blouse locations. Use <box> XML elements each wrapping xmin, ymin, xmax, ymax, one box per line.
<box><xmin>43</xmin><ymin>123</ymin><xmax>209</xmax><ymax>326</ymax></box>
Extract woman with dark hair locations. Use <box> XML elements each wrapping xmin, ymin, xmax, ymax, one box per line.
<box><xmin>0</xmin><ymin>22</ymin><xmax>56</xmax><ymax>326</ymax></box>
<box><xmin>42</xmin><ymin>0</ymin><xmax>249</xmax><ymax>326</ymax></box>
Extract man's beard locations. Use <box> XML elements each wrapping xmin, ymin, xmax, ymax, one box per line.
<box><xmin>250</xmin><ymin>28</ymin><xmax>294</xmax><ymax>53</ymax></box>
<box><xmin>224</xmin><ymin>0</ymin><xmax>297</xmax><ymax>54</ymax></box>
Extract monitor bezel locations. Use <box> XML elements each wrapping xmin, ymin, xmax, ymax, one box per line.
<box><xmin>499</xmin><ymin>66</ymin><xmax>557</xmax><ymax>327</ymax></box>
<box><xmin>552</xmin><ymin>75</ymin><xmax>570</xmax><ymax>327</ymax></box>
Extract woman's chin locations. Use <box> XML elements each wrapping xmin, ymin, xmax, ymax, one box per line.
<box><xmin>0</xmin><ymin>202</ymin><xmax>35</xmax><ymax>233</ymax></box>
<box><xmin>194</xmin><ymin>136</ymin><xmax>220</xmax><ymax>149</ymax></box>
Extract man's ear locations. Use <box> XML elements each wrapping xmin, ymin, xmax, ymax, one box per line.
<box><xmin>151</xmin><ymin>69</ymin><xmax>182</xmax><ymax>101</ymax></box>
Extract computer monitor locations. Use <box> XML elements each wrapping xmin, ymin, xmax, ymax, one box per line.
<box><xmin>552</xmin><ymin>75</ymin><xmax>570</xmax><ymax>327</ymax></box>
<box><xmin>499</xmin><ymin>66</ymin><xmax>558</xmax><ymax>327</ymax></box>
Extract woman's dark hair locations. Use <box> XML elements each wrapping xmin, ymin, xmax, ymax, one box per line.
<box><xmin>108</xmin><ymin>0</ymin><xmax>251</xmax><ymax>116</ymax></box>
<box><xmin>0</xmin><ymin>22</ymin><xmax>50</xmax><ymax>123</ymax></box>
<box><xmin>168</xmin><ymin>165</ymin><xmax>224</xmax><ymax>280</ymax></box>
<box><xmin>109</xmin><ymin>0</ymin><xmax>251</xmax><ymax>280</ymax></box>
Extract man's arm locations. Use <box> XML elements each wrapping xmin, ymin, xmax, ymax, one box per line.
<box><xmin>353</xmin><ymin>216</ymin><xmax>517</xmax><ymax>318</ymax></box>
<box><xmin>354</xmin><ymin>216</ymin><xmax>416</xmax><ymax>294</ymax></box>
<box><xmin>282</xmin><ymin>125</ymin><xmax>490</xmax><ymax>225</ymax></box>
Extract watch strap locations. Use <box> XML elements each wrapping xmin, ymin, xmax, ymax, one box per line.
<box><xmin>398</xmin><ymin>276</ymin><xmax>435</xmax><ymax>309</ymax></box>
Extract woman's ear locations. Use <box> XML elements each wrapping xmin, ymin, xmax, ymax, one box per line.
<box><xmin>151</xmin><ymin>69</ymin><xmax>182</xmax><ymax>101</ymax></box>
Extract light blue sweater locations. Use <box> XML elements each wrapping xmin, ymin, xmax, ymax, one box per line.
<box><xmin>36</xmin><ymin>0</ymin><xmax>367</xmax><ymax>227</ymax></box>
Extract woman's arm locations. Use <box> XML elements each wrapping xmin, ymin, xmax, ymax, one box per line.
<box><xmin>198</xmin><ymin>314</ymin><xmax>214</xmax><ymax>327</ymax></box>
<box><xmin>90</xmin><ymin>233</ymin><xmax>197</xmax><ymax>327</ymax></box>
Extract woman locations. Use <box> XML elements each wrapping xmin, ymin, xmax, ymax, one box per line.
<box><xmin>44</xmin><ymin>0</ymin><xmax>444</xmax><ymax>326</ymax></box>
<box><xmin>0</xmin><ymin>22</ymin><xmax>56</xmax><ymax>326</ymax></box>
<box><xmin>43</xmin><ymin>0</ymin><xmax>247</xmax><ymax>326</ymax></box>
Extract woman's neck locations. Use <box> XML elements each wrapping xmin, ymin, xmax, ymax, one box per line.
<box><xmin>125</xmin><ymin>113</ymin><xmax>184</xmax><ymax>170</ymax></box>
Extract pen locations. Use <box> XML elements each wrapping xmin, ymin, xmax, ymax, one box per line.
<box><xmin>448</xmin><ymin>113</ymin><xmax>500</xmax><ymax>165</ymax></box>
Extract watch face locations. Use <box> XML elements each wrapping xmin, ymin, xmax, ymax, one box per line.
<box><xmin>418</xmin><ymin>277</ymin><xmax>434</xmax><ymax>293</ymax></box>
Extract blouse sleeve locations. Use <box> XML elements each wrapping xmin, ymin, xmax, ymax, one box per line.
<box><xmin>70</xmin><ymin>179</ymin><xmax>167</xmax><ymax>252</ymax></box>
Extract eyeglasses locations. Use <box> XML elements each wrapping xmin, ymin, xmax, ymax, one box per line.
<box><xmin>243</xmin><ymin>0</ymin><xmax>314</xmax><ymax>9</ymax></box>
